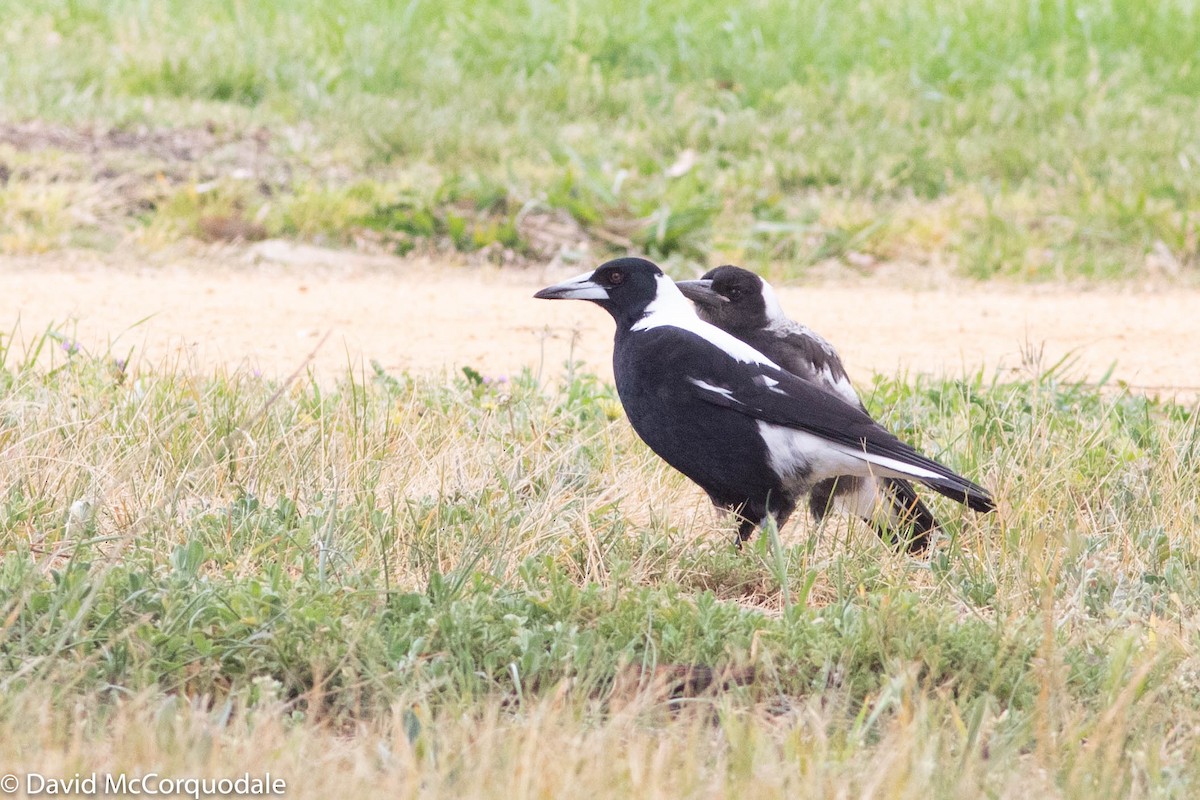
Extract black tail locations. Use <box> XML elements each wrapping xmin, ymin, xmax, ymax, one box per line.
<box><xmin>861</xmin><ymin>435</ymin><xmax>996</xmax><ymax>515</ymax></box>
<box><xmin>919</xmin><ymin>475</ymin><xmax>995</xmax><ymax>514</ymax></box>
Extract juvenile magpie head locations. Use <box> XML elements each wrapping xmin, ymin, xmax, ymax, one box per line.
<box><xmin>535</xmin><ymin>257</ymin><xmax>679</xmax><ymax>327</ymax></box>
<box><xmin>676</xmin><ymin>265</ymin><xmax>782</xmax><ymax>333</ymax></box>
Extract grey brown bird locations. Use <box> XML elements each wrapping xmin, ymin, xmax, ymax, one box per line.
<box><xmin>677</xmin><ymin>265</ymin><xmax>964</xmax><ymax>552</ymax></box>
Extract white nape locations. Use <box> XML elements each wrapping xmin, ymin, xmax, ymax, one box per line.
<box><xmin>632</xmin><ymin>276</ymin><xmax>782</xmax><ymax>368</ymax></box>
<box><xmin>758</xmin><ymin>278</ymin><xmax>788</xmax><ymax>323</ymax></box>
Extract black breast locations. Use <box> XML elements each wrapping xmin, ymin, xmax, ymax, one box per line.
<box><xmin>612</xmin><ymin>326</ymin><xmax>791</xmax><ymax>522</ymax></box>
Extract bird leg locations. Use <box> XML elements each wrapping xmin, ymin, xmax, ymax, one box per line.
<box><xmin>734</xmin><ymin>516</ymin><xmax>756</xmax><ymax>549</ymax></box>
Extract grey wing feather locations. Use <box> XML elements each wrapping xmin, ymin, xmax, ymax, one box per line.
<box><xmin>764</xmin><ymin>321</ymin><xmax>860</xmax><ymax>407</ymax></box>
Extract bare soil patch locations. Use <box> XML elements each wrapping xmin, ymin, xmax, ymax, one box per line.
<box><xmin>8</xmin><ymin>247</ymin><xmax>1199</xmax><ymax>400</ymax></box>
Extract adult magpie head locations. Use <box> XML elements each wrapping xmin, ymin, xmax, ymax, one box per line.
<box><xmin>676</xmin><ymin>265</ymin><xmax>780</xmax><ymax>333</ymax></box>
<box><xmin>534</xmin><ymin>257</ymin><xmax>673</xmax><ymax>327</ymax></box>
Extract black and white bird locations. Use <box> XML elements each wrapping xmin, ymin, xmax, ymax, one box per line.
<box><xmin>677</xmin><ymin>265</ymin><xmax>939</xmax><ymax>552</ymax></box>
<box><xmin>535</xmin><ymin>257</ymin><xmax>994</xmax><ymax>547</ymax></box>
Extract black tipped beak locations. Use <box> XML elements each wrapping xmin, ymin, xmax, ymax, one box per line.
<box><xmin>675</xmin><ymin>279</ymin><xmax>728</xmax><ymax>308</ymax></box>
<box><xmin>534</xmin><ymin>271</ymin><xmax>609</xmax><ymax>301</ymax></box>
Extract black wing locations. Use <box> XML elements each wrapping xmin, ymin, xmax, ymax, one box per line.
<box><xmin>673</xmin><ymin>332</ymin><xmax>994</xmax><ymax>513</ymax></box>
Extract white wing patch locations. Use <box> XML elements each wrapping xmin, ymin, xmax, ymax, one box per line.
<box><xmin>755</xmin><ymin>375</ymin><xmax>789</xmax><ymax>396</ymax></box>
<box><xmin>632</xmin><ymin>276</ymin><xmax>782</xmax><ymax>368</ymax></box>
<box><xmin>688</xmin><ymin>378</ymin><xmax>741</xmax><ymax>404</ymax></box>
<box><xmin>852</xmin><ymin>450</ymin><xmax>943</xmax><ymax>481</ymax></box>
<box><xmin>756</xmin><ymin>423</ymin><xmax>818</xmax><ymax>480</ymax></box>
<box><xmin>756</xmin><ymin>422</ymin><xmax>944</xmax><ymax>485</ymax></box>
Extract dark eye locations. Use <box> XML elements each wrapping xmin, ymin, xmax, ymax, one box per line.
<box><xmin>608</xmin><ymin>269</ymin><xmax>625</xmax><ymax>286</ymax></box>
<box><xmin>727</xmin><ymin>287</ymin><xmax>741</xmax><ymax>298</ymax></box>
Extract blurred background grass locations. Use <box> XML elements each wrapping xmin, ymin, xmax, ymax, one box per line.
<box><xmin>2</xmin><ymin>0</ymin><xmax>1198</xmax><ymax>279</ymax></box>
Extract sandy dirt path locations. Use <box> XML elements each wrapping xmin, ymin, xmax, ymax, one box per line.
<box><xmin>8</xmin><ymin>250</ymin><xmax>1199</xmax><ymax>400</ymax></box>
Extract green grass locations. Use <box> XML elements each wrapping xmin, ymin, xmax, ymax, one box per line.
<box><xmin>2</xmin><ymin>0</ymin><xmax>1199</xmax><ymax>279</ymax></box>
<box><xmin>2</xmin><ymin>329</ymin><xmax>1200</xmax><ymax>796</ymax></box>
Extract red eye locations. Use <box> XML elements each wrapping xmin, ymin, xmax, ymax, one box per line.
<box><xmin>608</xmin><ymin>270</ymin><xmax>625</xmax><ymax>286</ymax></box>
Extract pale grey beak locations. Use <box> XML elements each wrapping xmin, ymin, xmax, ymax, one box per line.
<box><xmin>675</xmin><ymin>279</ymin><xmax>728</xmax><ymax>309</ymax></box>
<box><xmin>534</xmin><ymin>271</ymin><xmax>609</xmax><ymax>301</ymax></box>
